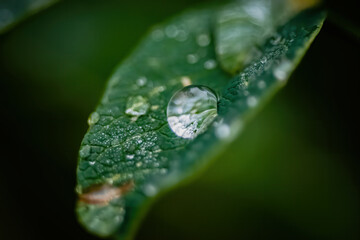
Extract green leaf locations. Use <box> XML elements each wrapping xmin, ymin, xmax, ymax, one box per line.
<box><xmin>0</xmin><ymin>0</ymin><xmax>58</xmax><ymax>34</ymax></box>
<box><xmin>76</xmin><ymin>1</ymin><xmax>325</xmax><ymax>239</ymax></box>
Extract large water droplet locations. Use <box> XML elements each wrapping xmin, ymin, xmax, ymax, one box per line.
<box><xmin>125</xmin><ymin>96</ymin><xmax>150</xmax><ymax>116</ymax></box>
<box><xmin>167</xmin><ymin>85</ymin><xmax>218</xmax><ymax>139</ymax></box>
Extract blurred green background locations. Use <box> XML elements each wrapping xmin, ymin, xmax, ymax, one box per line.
<box><xmin>0</xmin><ymin>0</ymin><xmax>359</xmax><ymax>239</ymax></box>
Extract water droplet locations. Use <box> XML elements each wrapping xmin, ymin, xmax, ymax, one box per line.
<box><xmin>260</xmin><ymin>57</ymin><xmax>267</xmax><ymax>64</ymax></box>
<box><xmin>149</xmin><ymin>86</ymin><xmax>166</xmax><ymax>96</ymax></box>
<box><xmin>130</xmin><ymin>116</ymin><xmax>139</xmax><ymax>122</ymax></box>
<box><xmin>204</xmin><ymin>59</ymin><xmax>217</xmax><ymax>70</ymax></box>
<box><xmin>167</xmin><ymin>85</ymin><xmax>218</xmax><ymax>139</ymax></box>
<box><xmin>88</xmin><ymin>112</ymin><xmax>100</xmax><ymax>126</ymax></box>
<box><xmin>273</xmin><ymin>59</ymin><xmax>292</xmax><ymax>81</ymax></box>
<box><xmin>247</xmin><ymin>96</ymin><xmax>258</xmax><ymax>107</ymax></box>
<box><xmin>175</xmin><ymin>30</ymin><xmax>188</xmax><ymax>42</ymax></box>
<box><xmin>79</xmin><ymin>145</ymin><xmax>91</xmax><ymax>158</ymax></box>
<box><xmin>197</xmin><ymin>33</ymin><xmax>211</xmax><ymax>47</ymax></box>
<box><xmin>257</xmin><ymin>80</ymin><xmax>266</xmax><ymax>89</ymax></box>
<box><xmin>180</xmin><ymin>76</ymin><xmax>192</xmax><ymax>86</ymax></box>
<box><xmin>126</xmin><ymin>154</ymin><xmax>134</xmax><ymax>160</ymax></box>
<box><xmin>187</xmin><ymin>54</ymin><xmax>199</xmax><ymax>64</ymax></box>
<box><xmin>136</xmin><ymin>76</ymin><xmax>147</xmax><ymax>87</ymax></box>
<box><xmin>165</xmin><ymin>25</ymin><xmax>178</xmax><ymax>38</ymax></box>
<box><xmin>151</xmin><ymin>105</ymin><xmax>159</xmax><ymax>111</ymax></box>
<box><xmin>89</xmin><ymin>161</ymin><xmax>95</xmax><ymax>166</ymax></box>
<box><xmin>125</xmin><ymin>96</ymin><xmax>150</xmax><ymax>116</ymax></box>
<box><xmin>270</xmin><ymin>34</ymin><xmax>282</xmax><ymax>45</ymax></box>
<box><xmin>143</xmin><ymin>184</ymin><xmax>158</xmax><ymax>196</ymax></box>
<box><xmin>215</xmin><ymin>123</ymin><xmax>230</xmax><ymax>139</ymax></box>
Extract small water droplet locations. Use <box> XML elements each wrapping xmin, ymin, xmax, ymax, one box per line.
<box><xmin>149</xmin><ymin>86</ymin><xmax>166</xmax><ymax>96</ymax></box>
<box><xmin>165</xmin><ymin>25</ymin><xmax>178</xmax><ymax>38</ymax></box>
<box><xmin>143</xmin><ymin>184</ymin><xmax>158</xmax><ymax>196</ymax></box>
<box><xmin>180</xmin><ymin>76</ymin><xmax>192</xmax><ymax>86</ymax></box>
<box><xmin>204</xmin><ymin>59</ymin><xmax>217</xmax><ymax>70</ymax></box>
<box><xmin>270</xmin><ymin>34</ymin><xmax>282</xmax><ymax>45</ymax></box>
<box><xmin>88</xmin><ymin>112</ymin><xmax>100</xmax><ymax>126</ymax></box>
<box><xmin>126</xmin><ymin>154</ymin><xmax>135</xmax><ymax>160</ymax></box>
<box><xmin>167</xmin><ymin>85</ymin><xmax>218</xmax><ymax>139</ymax></box>
<box><xmin>151</xmin><ymin>105</ymin><xmax>159</xmax><ymax>111</ymax></box>
<box><xmin>130</xmin><ymin>116</ymin><xmax>139</xmax><ymax>122</ymax></box>
<box><xmin>273</xmin><ymin>59</ymin><xmax>292</xmax><ymax>81</ymax></box>
<box><xmin>125</xmin><ymin>96</ymin><xmax>150</xmax><ymax>116</ymax></box>
<box><xmin>187</xmin><ymin>54</ymin><xmax>199</xmax><ymax>64</ymax></box>
<box><xmin>215</xmin><ymin>123</ymin><xmax>230</xmax><ymax>139</ymax></box>
<box><xmin>197</xmin><ymin>33</ymin><xmax>211</xmax><ymax>47</ymax></box>
<box><xmin>136</xmin><ymin>76</ymin><xmax>147</xmax><ymax>87</ymax></box>
<box><xmin>247</xmin><ymin>96</ymin><xmax>258</xmax><ymax>107</ymax></box>
<box><xmin>257</xmin><ymin>80</ymin><xmax>266</xmax><ymax>89</ymax></box>
<box><xmin>79</xmin><ymin>145</ymin><xmax>91</xmax><ymax>158</ymax></box>
<box><xmin>175</xmin><ymin>30</ymin><xmax>188</xmax><ymax>42</ymax></box>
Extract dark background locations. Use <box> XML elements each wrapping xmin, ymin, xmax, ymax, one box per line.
<box><xmin>0</xmin><ymin>0</ymin><xmax>359</xmax><ymax>239</ymax></box>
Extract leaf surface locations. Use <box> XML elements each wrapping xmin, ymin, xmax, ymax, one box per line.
<box><xmin>76</xmin><ymin>1</ymin><xmax>325</xmax><ymax>238</ymax></box>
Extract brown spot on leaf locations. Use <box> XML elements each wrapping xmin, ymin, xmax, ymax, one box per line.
<box><xmin>79</xmin><ymin>181</ymin><xmax>134</xmax><ymax>205</ymax></box>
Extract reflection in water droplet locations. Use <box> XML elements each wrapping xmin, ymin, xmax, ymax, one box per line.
<box><xmin>126</xmin><ymin>154</ymin><xmax>134</xmax><ymax>160</ymax></box>
<box><xmin>167</xmin><ymin>85</ymin><xmax>218</xmax><ymax>139</ymax></box>
<box><xmin>88</xmin><ymin>112</ymin><xmax>100</xmax><ymax>126</ymax></box>
<box><xmin>125</xmin><ymin>96</ymin><xmax>150</xmax><ymax>116</ymax></box>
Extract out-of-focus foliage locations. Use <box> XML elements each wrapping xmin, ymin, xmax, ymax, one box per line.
<box><xmin>0</xmin><ymin>0</ymin><xmax>58</xmax><ymax>33</ymax></box>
